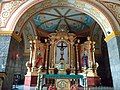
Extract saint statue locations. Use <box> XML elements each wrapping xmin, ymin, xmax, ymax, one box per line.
<box><xmin>82</xmin><ymin>53</ymin><xmax>88</xmax><ymax>68</ymax></box>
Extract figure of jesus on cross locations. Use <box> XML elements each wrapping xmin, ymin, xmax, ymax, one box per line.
<box><xmin>57</xmin><ymin>41</ymin><xmax>67</xmax><ymax>70</ymax></box>
<box><xmin>57</xmin><ymin>41</ymin><xmax>67</xmax><ymax>61</ymax></box>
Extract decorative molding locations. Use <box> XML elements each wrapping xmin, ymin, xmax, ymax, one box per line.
<box><xmin>0</xmin><ymin>1</ymin><xmax>26</xmax><ymax>27</ymax></box>
<box><xmin>100</xmin><ymin>1</ymin><xmax>120</xmax><ymax>25</ymax></box>
<box><xmin>0</xmin><ymin>31</ymin><xmax>13</xmax><ymax>35</ymax></box>
<box><xmin>12</xmin><ymin>32</ymin><xmax>22</xmax><ymax>42</ymax></box>
<box><xmin>13</xmin><ymin>0</ymin><xmax>112</xmax><ymax>36</ymax></box>
<box><xmin>104</xmin><ymin>31</ymin><xmax>120</xmax><ymax>42</ymax></box>
<box><xmin>0</xmin><ymin>30</ymin><xmax>22</xmax><ymax>42</ymax></box>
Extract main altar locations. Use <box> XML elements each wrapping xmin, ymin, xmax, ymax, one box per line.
<box><xmin>24</xmin><ymin>29</ymin><xmax>100</xmax><ymax>89</ymax></box>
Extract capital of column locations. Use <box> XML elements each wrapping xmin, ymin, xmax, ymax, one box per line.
<box><xmin>12</xmin><ymin>31</ymin><xmax>22</xmax><ymax>42</ymax></box>
<box><xmin>0</xmin><ymin>31</ymin><xmax>13</xmax><ymax>36</ymax></box>
<box><xmin>0</xmin><ymin>30</ymin><xmax>22</xmax><ymax>42</ymax></box>
<box><xmin>104</xmin><ymin>31</ymin><xmax>120</xmax><ymax>42</ymax></box>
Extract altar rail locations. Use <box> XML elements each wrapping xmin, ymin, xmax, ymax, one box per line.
<box><xmin>43</xmin><ymin>74</ymin><xmax>84</xmax><ymax>79</ymax></box>
<box><xmin>39</xmin><ymin>87</ymin><xmax>114</xmax><ymax>90</ymax></box>
<box><xmin>36</xmin><ymin>74</ymin><xmax>85</xmax><ymax>90</ymax></box>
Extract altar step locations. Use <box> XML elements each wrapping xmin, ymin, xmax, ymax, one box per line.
<box><xmin>12</xmin><ymin>85</ymin><xmax>113</xmax><ymax>90</ymax></box>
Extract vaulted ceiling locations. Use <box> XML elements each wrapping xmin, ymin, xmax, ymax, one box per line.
<box><xmin>33</xmin><ymin>6</ymin><xmax>96</xmax><ymax>35</ymax></box>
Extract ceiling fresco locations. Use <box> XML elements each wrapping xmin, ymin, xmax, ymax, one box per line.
<box><xmin>33</xmin><ymin>7</ymin><xmax>95</xmax><ymax>33</ymax></box>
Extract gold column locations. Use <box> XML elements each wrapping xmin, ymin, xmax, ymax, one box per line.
<box><xmin>26</xmin><ymin>38</ymin><xmax>38</xmax><ymax>75</ymax></box>
<box><xmin>75</xmin><ymin>43</ymin><xmax>79</xmax><ymax>74</ymax></box>
<box><xmin>53</xmin><ymin>42</ymin><xmax>56</xmax><ymax>67</ymax></box>
<box><xmin>45</xmin><ymin>43</ymin><xmax>48</xmax><ymax>68</ymax></box>
<box><xmin>75</xmin><ymin>44</ymin><xmax>79</xmax><ymax>68</ymax></box>
<box><xmin>92</xmin><ymin>41</ymin><xmax>96</xmax><ymax>67</ymax></box>
<box><xmin>49</xmin><ymin>40</ymin><xmax>55</xmax><ymax>68</ymax></box>
<box><xmin>78</xmin><ymin>42</ymin><xmax>82</xmax><ymax>72</ymax></box>
<box><xmin>46</xmin><ymin>43</ymin><xmax>50</xmax><ymax>74</ymax></box>
<box><xmin>70</xmin><ymin>42</ymin><xmax>75</xmax><ymax>68</ymax></box>
<box><xmin>29</xmin><ymin>40</ymin><xmax>33</xmax><ymax>72</ymax></box>
<box><xmin>49</xmin><ymin>45</ymin><xmax>52</xmax><ymax>68</ymax></box>
<box><xmin>32</xmin><ymin>40</ymin><xmax>37</xmax><ymax>72</ymax></box>
<box><xmin>75</xmin><ymin>42</ymin><xmax>82</xmax><ymax>72</ymax></box>
<box><xmin>68</xmin><ymin>44</ymin><xmax>71</xmax><ymax>67</ymax></box>
<box><xmin>104</xmin><ymin>31</ymin><xmax>120</xmax><ymax>42</ymax></box>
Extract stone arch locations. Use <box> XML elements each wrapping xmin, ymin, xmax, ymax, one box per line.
<box><xmin>2</xmin><ymin>0</ymin><xmax>120</xmax><ymax>89</ymax></box>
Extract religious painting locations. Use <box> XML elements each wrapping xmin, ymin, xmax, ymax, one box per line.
<box><xmin>36</xmin><ymin>43</ymin><xmax>45</xmax><ymax>68</ymax></box>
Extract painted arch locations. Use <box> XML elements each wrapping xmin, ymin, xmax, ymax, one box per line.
<box><xmin>0</xmin><ymin>0</ymin><xmax>120</xmax><ymax>89</ymax></box>
<box><xmin>2</xmin><ymin>0</ymin><xmax>119</xmax><ymax>38</ymax></box>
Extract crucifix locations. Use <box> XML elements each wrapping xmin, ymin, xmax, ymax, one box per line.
<box><xmin>57</xmin><ymin>41</ymin><xmax>67</xmax><ymax>61</ymax></box>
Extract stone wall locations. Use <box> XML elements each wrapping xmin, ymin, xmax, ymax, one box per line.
<box><xmin>107</xmin><ymin>36</ymin><xmax>120</xmax><ymax>89</ymax></box>
<box><xmin>2</xmin><ymin>37</ymin><xmax>28</xmax><ymax>90</ymax></box>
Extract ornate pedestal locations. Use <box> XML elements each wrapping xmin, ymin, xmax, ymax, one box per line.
<box><xmin>87</xmin><ymin>76</ymin><xmax>100</xmax><ymax>87</ymax></box>
<box><xmin>24</xmin><ymin>72</ymin><xmax>38</xmax><ymax>86</ymax></box>
<box><xmin>86</xmin><ymin>70</ymin><xmax>100</xmax><ymax>87</ymax></box>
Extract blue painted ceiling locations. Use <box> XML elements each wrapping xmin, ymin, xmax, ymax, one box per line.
<box><xmin>33</xmin><ymin>7</ymin><xmax>95</xmax><ymax>33</ymax></box>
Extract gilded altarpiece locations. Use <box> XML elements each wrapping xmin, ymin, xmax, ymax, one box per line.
<box><xmin>78</xmin><ymin>37</ymin><xmax>99</xmax><ymax>87</ymax></box>
<box><xmin>48</xmin><ymin>30</ymin><xmax>76</xmax><ymax>72</ymax></box>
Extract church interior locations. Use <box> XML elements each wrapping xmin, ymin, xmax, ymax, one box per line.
<box><xmin>0</xmin><ymin>0</ymin><xmax>120</xmax><ymax>90</ymax></box>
